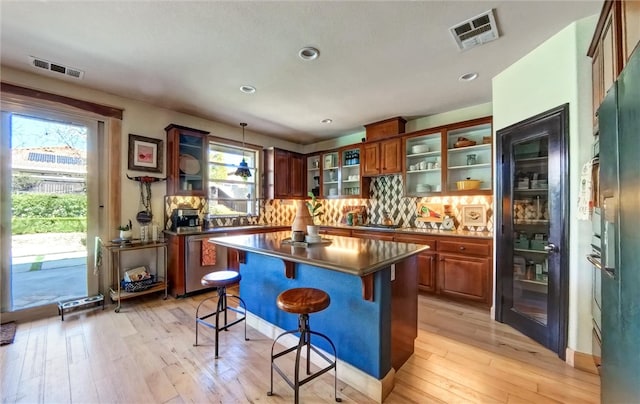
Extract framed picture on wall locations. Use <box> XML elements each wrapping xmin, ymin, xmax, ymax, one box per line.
<box><xmin>128</xmin><ymin>134</ymin><xmax>163</xmax><ymax>173</ymax></box>
<box><xmin>461</xmin><ymin>205</ymin><xmax>487</xmax><ymax>228</ymax></box>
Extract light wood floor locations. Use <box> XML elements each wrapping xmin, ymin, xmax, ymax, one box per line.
<box><xmin>1</xmin><ymin>291</ymin><xmax>600</xmax><ymax>403</ymax></box>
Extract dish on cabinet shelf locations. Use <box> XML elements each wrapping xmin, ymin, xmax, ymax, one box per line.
<box><xmin>179</xmin><ymin>154</ymin><xmax>200</xmax><ymax>175</ymax></box>
<box><xmin>454</xmin><ymin>139</ymin><xmax>477</xmax><ymax>148</ymax></box>
<box><xmin>411</xmin><ymin>144</ymin><xmax>430</xmax><ymax>154</ymax></box>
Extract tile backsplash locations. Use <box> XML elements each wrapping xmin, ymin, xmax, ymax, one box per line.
<box><xmin>165</xmin><ymin>174</ymin><xmax>493</xmax><ymax>232</ymax></box>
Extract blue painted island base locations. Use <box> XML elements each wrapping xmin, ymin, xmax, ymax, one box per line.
<box><xmin>238</xmin><ymin>251</ymin><xmax>418</xmax><ymax>403</ymax></box>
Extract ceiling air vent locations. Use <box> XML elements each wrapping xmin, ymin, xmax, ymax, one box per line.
<box><xmin>28</xmin><ymin>56</ymin><xmax>85</xmax><ymax>80</ymax></box>
<box><xmin>449</xmin><ymin>9</ymin><xmax>499</xmax><ymax>51</ymax></box>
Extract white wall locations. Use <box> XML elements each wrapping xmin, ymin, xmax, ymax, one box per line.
<box><xmin>0</xmin><ymin>66</ymin><xmax>303</xmax><ymax>232</ymax></box>
<box><xmin>492</xmin><ymin>15</ymin><xmax>598</xmax><ymax>355</ymax></box>
<box><xmin>303</xmin><ymin>102</ymin><xmax>493</xmax><ymax>154</ymax></box>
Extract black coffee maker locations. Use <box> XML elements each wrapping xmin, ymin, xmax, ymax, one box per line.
<box><xmin>311</xmin><ymin>175</ymin><xmax>320</xmax><ymax>197</ymax></box>
<box><xmin>171</xmin><ymin>208</ymin><xmax>200</xmax><ymax>232</ymax></box>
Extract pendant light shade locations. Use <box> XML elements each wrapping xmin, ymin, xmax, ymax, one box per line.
<box><xmin>234</xmin><ymin>122</ymin><xmax>252</xmax><ymax>179</ymax></box>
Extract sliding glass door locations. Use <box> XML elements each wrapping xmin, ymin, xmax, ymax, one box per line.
<box><xmin>1</xmin><ymin>106</ymin><xmax>99</xmax><ymax>318</ymax></box>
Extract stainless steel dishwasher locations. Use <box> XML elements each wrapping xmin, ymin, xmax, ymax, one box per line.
<box><xmin>185</xmin><ymin>233</ymin><xmax>228</xmax><ymax>294</ymax></box>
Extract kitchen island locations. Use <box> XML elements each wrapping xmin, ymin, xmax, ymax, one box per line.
<box><xmin>209</xmin><ymin>230</ymin><xmax>430</xmax><ymax>402</ymax></box>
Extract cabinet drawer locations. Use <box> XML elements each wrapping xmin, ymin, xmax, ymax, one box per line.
<box><xmin>393</xmin><ymin>234</ymin><xmax>436</xmax><ymax>250</ymax></box>
<box><xmin>438</xmin><ymin>240</ymin><xmax>490</xmax><ymax>256</ymax></box>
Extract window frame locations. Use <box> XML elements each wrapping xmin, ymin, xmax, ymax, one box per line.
<box><xmin>206</xmin><ymin>135</ymin><xmax>261</xmax><ymax>217</ymax></box>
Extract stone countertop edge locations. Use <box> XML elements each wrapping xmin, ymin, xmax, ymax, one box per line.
<box><xmin>209</xmin><ymin>232</ymin><xmax>431</xmax><ymax>277</ymax></box>
<box><xmin>162</xmin><ymin>223</ymin><xmax>492</xmax><ymax>239</ymax></box>
<box><xmin>337</xmin><ymin>224</ymin><xmax>493</xmax><ymax>239</ymax></box>
<box><xmin>162</xmin><ymin>224</ymin><xmax>289</xmax><ymax>236</ymax></box>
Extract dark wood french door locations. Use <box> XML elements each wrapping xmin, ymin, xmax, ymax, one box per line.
<box><xmin>495</xmin><ymin>104</ymin><xmax>569</xmax><ymax>357</ymax></box>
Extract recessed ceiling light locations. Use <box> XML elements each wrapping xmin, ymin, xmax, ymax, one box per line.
<box><xmin>240</xmin><ymin>85</ymin><xmax>256</xmax><ymax>94</ymax></box>
<box><xmin>321</xmin><ymin>118</ymin><xmax>333</xmax><ymax>124</ymax></box>
<box><xmin>459</xmin><ymin>72</ymin><xmax>479</xmax><ymax>81</ymax></box>
<box><xmin>298</xmin><ymin>47</ymin><xmax>320</xmax><ymax>61</ymax></box>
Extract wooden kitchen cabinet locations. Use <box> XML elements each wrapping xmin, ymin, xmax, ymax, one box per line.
<box><xmin>362</xmin><ymin>138</ymin><xmax>402</xmax><ymax>176</ymax></box>
<box><xmin>165</xmin><ymin>124</ymin><xmax>210</xmax><ymax>196</ymax></box>
<box><xmin>588</xmin><ymin>0</ymin><xmax>629</xmax><ymax>130</ymax></box>
<box><xmin>622</xmin><ymin>0</ymin><xmax>640</xmax><ymax>63</ymax></box>
<box><xmin>396</xmin><ymin>232</ymin><xmax>491</xmax><ymax>305</ymax></box>
<box><xmin>394</xmin><ymin>234</ymin><xmax>437</xmax><ymax>293</ymax></box>
<box><xmin>364</xmin><ymin>116</ymin><xmax>406</xmax><ymax>142</ymax></box>
<box><xmin>264</xmin><ymin>148</ymin><xmax>306</xmax><ymax>199</ymax></box>
<box><xmin>403</xmin><ymin>116</ymin><xmax>492</xmax><ymax>196</ymax></box>
<box><xmin>438</xmin><ymin>253</ymin><xmax>491</xmax><ymax>304</ymax></box>
<box><xmin>319</xmin><ymin>226</ymin><xmax>493</xmax><ymax>305</ymax></box>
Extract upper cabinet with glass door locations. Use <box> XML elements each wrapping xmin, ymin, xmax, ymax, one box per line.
<box><xmin>307</xmin><ymin>154</ymin><xmax>321</xmax><ymax>197</ymax></box>
<box><xmin>445</xmin><ymin>119</ymin><xmax>493</xmax><ymax>194</ymax></box>
<box><xmin>405</xmin><ymin>131</ymin><xmax>443</xmax><ymax>196</ymax></box>
<box><xmin>321</xmin><ymin>151</ymin><xmax>340</xmax><ymax>198</ymax></box>
<box><xmin>340</xmin><ymin>145</ymin><xmax>364</xmax><ymax>198</ymax></box>
<box><xmin>165</xmin><ymin>124</ymin><xmax>210</xmax><ymax>196</ymax></box>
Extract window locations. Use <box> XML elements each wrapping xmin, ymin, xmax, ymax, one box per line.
<box><xmin>207</xmin><ymin>141</ymin><xmax>258</xmax><ymax>216</ymax></box>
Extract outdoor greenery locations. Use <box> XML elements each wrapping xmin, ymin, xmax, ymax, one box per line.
<box><xmin>11</xmin><ymin>193</ymin><xmax>86</xmax><ymax>235</ymax></box>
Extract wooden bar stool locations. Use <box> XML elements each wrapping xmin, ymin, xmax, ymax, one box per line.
<box><xmin>194</xmin><ymin>270</ymin><xmax>248</xmax><ymax>358</ymax></box>
<box><xmin>268</xmin><ymin>287</ymin><xmax>341</xmax><ymax>403</ymax></box>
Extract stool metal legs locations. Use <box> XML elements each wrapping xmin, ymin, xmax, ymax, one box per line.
<box><xmin>194</xmin><ymin>286</ymin><xmax>248</xmax><ymax>358</ymax></box>
<box><xmin>268</xmin><ymin>314</ymin><xmax>341</xmax><ymax>403</ymax></box>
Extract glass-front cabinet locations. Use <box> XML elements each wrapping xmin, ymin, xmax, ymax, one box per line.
<box><xmin>446</xmin><ymin>122</ymin><xmax>492</xmax><ymax>194</ymax></box>
<box><xmin>405</xmin><ymin>131</ymin><xmax>442</xmax><ymax>195</ymax></box>
<box><xmin>340</xmin><ymin>146</ymin><xmax>361</xmax><ymax>197</ymax></box>
<box><xmin>321</xmin><ymin>151</ymin><xmax>339</xmax><ymax>198</ymax></box>
<box><xmin>165</xmin><ymin>124</ymin><xmax>210</xmax><ymax>196</ymax></box>
<box><xmin>307</xmin><ymin>154</ymin><xmax>321</xmax><ymax>197</ymax></box>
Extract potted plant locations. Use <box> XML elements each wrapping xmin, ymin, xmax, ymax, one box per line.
<box><xmin>118</xmin><ymin>220</ymin><xmax>133</xmax><ymax>240</ymax></box>
<box><xmin>305</xmin><ymin>192</ymin><xmax>323</xmax><ymax>236</ymax></box>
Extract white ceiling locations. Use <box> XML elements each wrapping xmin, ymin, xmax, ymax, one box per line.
<box><xmin>0</xmin><ymin>1</ymin><xmax>601</xmax><ymax>144</ymax></box>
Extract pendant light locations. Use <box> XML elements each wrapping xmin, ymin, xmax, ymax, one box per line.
<box><xmin>234</xmin><ymin>122</ymin><xmax>252</xmax><ymax>179</ymax></box>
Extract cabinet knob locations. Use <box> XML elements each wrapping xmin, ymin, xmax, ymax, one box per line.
<box><xmin>459</xmin><ymin>246</ymin><xmax>465</xmax><ymax>250</ymax></box>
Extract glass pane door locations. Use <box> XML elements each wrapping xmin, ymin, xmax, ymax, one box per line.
<box><xmin>322</xmin><ymin>151</ymin><xmax>339</xmax><ymax>198</ymax></box>
<box><xmin>340</xmin><ymin>147</ymin><xmax>360</xmax><ymax>197</ymax></box>
<box><xmin>5</xmin><ymin>114</ymin><xmax>90</xmax><ymax>311</ymax></box>
<box><xmin>512</xmin><ymin>137</ymin><xmax>550</xmax><ymax>325</ymax></box>
<box><xmin>496</xmin><ymin>104</ymin><xmax>568</xmax><ymax>356</ymax></box>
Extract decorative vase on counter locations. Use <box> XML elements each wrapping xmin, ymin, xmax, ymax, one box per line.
<box><xmin>119</xmin><ymin>230</ymin><xmax>132</xmax><ymax>240</ymax></box>
<box><xmin>292</xmin><ymin>200</ymin><xmax>313</xmax><ymax>233</ymax></box>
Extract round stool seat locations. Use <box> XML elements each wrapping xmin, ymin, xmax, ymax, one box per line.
<box><xmin>201</xmin><ymin>270</ymin><xmax>241</xmax><ymax>288</ymax></box>
<box><xmin>277</xmin><ymin>287</ymin><xmax>330</xmax><ymax>314</ymax></box>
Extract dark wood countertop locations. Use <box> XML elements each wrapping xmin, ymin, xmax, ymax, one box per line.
<box><xmin>326</xmin><ymin>224</ymin><xmax>493</xmax><ymax>239</ymax></box>
<box><xmin>162</xmin><ymin>223</ymin><xmax>492</xmax><ymax>239</ymax></box>
<box><xmin>208</xmin><ymin>230</ymin><xmax>430</xmax><ymax>277</ymax></box>
<box><xmin>163</xmin><ymin>224</ymin><xmax>288</xmax><ymax>236</ymax></box>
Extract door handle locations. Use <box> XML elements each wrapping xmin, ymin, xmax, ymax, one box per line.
<box><xmin>544</xmin><ymin>243</ymin><xmax>557</xmax><ymax>252</ymax></box>
<box><xmin>586</xmin><ymin>254</ymin><xmax>615</xmax><ymax>279</ymax></box>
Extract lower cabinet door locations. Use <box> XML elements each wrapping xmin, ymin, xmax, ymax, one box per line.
<box><xmin>438</xmin><ymin>253</ymin><xmax>491</xmax><ymax>304</ymax></box>
<box><xmin>417</xmin><ymin>252</ymin><xmax>437</xmax><ymax>293</ymax></box>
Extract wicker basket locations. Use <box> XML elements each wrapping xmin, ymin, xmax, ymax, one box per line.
<box><xmin>121</xmin><ymin>274</ymin><xmax>155</xmax><ymax>293</ymax></box>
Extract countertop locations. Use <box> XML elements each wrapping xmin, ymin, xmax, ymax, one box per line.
<box><xmin>209</xmin><ymin>230</ymin><xmax>430</xmax><ymax>277</ymax></box>
<box><xmin>330</xmin><ymin>223</ymin><xmax>493</xmax><ymax>239</ymax></box>
<box><xmin>163</xmin><ymin>223</ymin><xmax>492</xmax><ymax>239</ymax></box>
<box><xmin>162</xmin><ymin>224</ymin><xmax>288</xmax><ymax>236</ymax></box>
